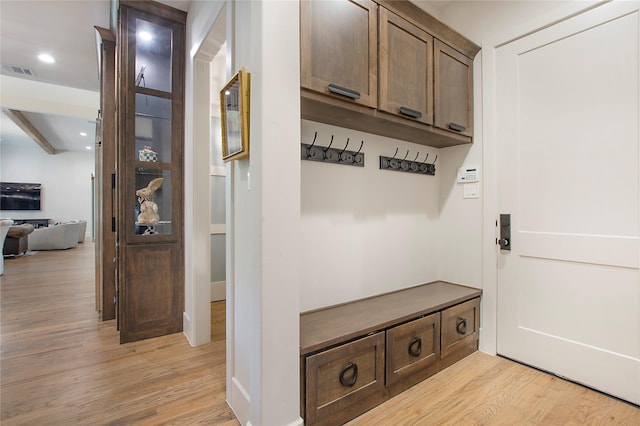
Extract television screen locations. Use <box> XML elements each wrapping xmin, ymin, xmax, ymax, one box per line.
<box><xmin>0</xmin><ymin>182</ymin><xmax>42</xmax><ymax>210</ymax></box>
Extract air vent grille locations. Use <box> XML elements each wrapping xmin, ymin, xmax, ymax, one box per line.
<box><xmin>1</xmin><ymin>64</ymin><xmax>35</xmax><ymax>76</ymax></box>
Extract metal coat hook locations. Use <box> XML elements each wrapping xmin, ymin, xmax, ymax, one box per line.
<box><xmin>352</xmin><ymin>140</ymin><xmax>364</xmax><ymax>165</ymax></box>
<box><xmin>322</xmin><ymin>135</ymin><xmax>334</xmax><ymax>159</ymax></box>
<box><xmin>306</xmin><ymin>132</ymin><xmax>318</xmax><ymax>158</ymax></box>
<box><xmin>431</xmin><ymin>155</ymin><xmax>438</xmax><ymax>165</ymax></box>
<box><xmin>339</xmin><ymin>138</ymin><xmax>350</xmax><ymax>162</ymax></box>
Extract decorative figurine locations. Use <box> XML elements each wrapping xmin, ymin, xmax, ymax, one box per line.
<box><xmin>136</xmin><ymin>177</ymin><xmax>163</xmax><ymax>225</ymax></box>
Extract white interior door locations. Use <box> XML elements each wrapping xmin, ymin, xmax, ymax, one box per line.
<box><xmin>496</xmin><ymin>1</ymin><xmax>640</xmax><ymax>404</ymax></box>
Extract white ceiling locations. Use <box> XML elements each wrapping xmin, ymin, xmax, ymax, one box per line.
<box><xmin>0</xmin><ymin>0</ymin><xmax>460</xmax><ymax>155</ymax></box>
<box><xmin>0</xmin><ymin>0</ymin><xmax>191</xmax><ymax>154</ymax></box>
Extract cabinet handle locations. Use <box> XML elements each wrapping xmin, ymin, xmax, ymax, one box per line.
<box><xmin>339</xmin><ymin>362</ymin><xmax>358</xmax><ymax>387</ymax></box>
<box><xmin>408</xmin><ymin>337</ymin><xmax>422</xmax><ymax>357</ymax></box>
<box><xmin>456</xmin><ymin>318</ymin><xmax>467</xmax><ymax>335</ymax></box>
<box><xmin>448</xmin><ymin>122</ymin><xmax>466</xmax><ymax>132</ymax></box>
<box><xmin>399</xmin><ymin>107</ymin><xmax>422</xmax><ymax>119</ymax></box>
<box><xmin>328</xmin><ymin>84</ymin><xmax>361</xmax><ymax>100</ymax></box>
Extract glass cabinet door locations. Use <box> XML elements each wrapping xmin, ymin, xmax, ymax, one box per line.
<box><xmin>126</xmin><ymin>13</ymin><xmax>182</xmax><ymax>239</ymax></box>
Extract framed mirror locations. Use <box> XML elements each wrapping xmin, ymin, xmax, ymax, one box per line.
<box><xmin>220</xmin><ymin>67</ymin><xmax>250</xmax><ymax>162</ymax></box>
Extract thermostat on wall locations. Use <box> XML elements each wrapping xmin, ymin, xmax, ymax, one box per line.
<box><xmin>457</xmin><ymin>166</ymin><xmax>479</xmax><ymax>183</ymax></box>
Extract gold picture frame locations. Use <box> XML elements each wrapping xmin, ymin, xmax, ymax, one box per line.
<box><xmin>220</xmin><ymin>67</ymin><xmax>250</xmax><ymax>162</ymax></box>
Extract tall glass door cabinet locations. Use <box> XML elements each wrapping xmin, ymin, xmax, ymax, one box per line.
<box><xmin>115</xmin><ymin>1</ymin><xmax>185</xmax><ymax>343</ymax></box>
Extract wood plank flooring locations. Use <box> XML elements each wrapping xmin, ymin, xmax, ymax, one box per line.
<box><xmin>2</xmin><ymin>242</ymin><xmax>639</xmax><ymax>425</ymax></box>
<box><xmin>1</xmin><ymin>242</ymin><xmax>238</xmax><ymax>425</ymax></box>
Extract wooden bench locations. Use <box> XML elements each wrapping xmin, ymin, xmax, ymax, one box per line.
<box><xmin>300</xmin><ymin>281</ymin><xmax>481</xmax><ymax>425</ymax></box>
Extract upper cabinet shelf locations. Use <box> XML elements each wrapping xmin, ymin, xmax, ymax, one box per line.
<box><xmin>300</xmin><ymin>0</ymin><xmax>480</xmax><ymax>148</ymax></box>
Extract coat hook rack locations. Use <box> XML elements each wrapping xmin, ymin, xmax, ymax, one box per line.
<box><xmin>379</xmin><ymin>148</ymin><xmax>436</xmax><ymax>176</ymax></box>
<box><xmin>301</xmin><ymin>132</ymin><xmax>365</xmax><ymax>167</ymax></box>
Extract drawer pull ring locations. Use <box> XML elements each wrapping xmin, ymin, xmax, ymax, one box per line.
<box><xmin>448</xmin><ymin>122</ymin><xmax>466</xmax><ymax>132</ymax></box>
<box><xmin>399</xmin><ymin>106</ymin><xmax>422</xmax><ymax>119</ymax></box>
<box><xmin>408</xmin><ymin>337</ymin><xmax>422</xmax><ymax>357</ymax></box>
<box><xmin>328</xmin><ymin>84</ymin><xmax>361</xmax><ymax>100</ymax></box>
<box><xmin>456</xmin><ymin>318</ymin><xmax>467</xmax><ymax>335</ymax></box>
<box><xmin>339</xmin><ymin>362</ymin><xmax>358</xmax><ymax>387</ymax></box>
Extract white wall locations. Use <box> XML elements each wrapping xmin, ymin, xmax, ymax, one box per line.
<box><xmin>300</xmin><ymin>120</ymin><xmax>442</xmax><ymax>311</ymax></box>
<box><xmin>186</xmin><ymin>1</ymin><xmax>302</xmax><ymax>425</ymax></box>
<box><xmin>0</xmin><ymin>143</ymin><xmax>94</xmax><ymax>235</ymax></box>
<box><xmin>230</xmin><ymin>1</ymin><xmax>302</xmax><ymax>424</ymax></box>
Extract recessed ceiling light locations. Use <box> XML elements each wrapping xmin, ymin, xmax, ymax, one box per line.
<box><xmin>138</xmin><ymin>31</ymin><xmax>152</xmax><ymax>42</ymax></box>
<box><xmin>86</xmin><ymin>146</ymin><xmax>92</xmax><ymax>150</ymax></box>
<box><xmin>38</xmin><ymin>53</ymin><xmax>55</xmax><ymax>63</ymax></box>
<box><xmin>80</xmin><ymin>132</ymin><xmax>87</xmax><ymax>136</ymax></box>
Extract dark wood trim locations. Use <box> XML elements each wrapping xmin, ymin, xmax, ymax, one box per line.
<box><xmin>118</xmin><ymin>0</ymin><xmax>187</xmax><ymax>24</ymax></box>
<box><xmin>376</xmin><ymin>0</ymin><xmax>481</xmax><ymax>59</ymax></box>
<box><xmin>135</xmin><ymin>86</ymin><xmax>172</xmax><ymax>99</ymax></box>
<box><xmin>2</xmin><ymin>109</ymin><xmax>56</xmax><ymax>155</ymax></box>
<box><xmin>94</xmin><ymin>26</ymin><xmax>115</xmax><ymax>43</ymax></box>
<box><xmin>96</xmin><ymin>27</ymin><xmax>117</xmax><ymax>321</ymax></box>
<box><xmin>301</xmin><ymin>89</ymin><xmax>471</xmax><ymax>148</ymax></box>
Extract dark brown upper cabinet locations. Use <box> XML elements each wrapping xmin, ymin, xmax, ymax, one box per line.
<box><xmin>300</xmin><ymin>0</ymin><xmax>378</xmax><ymax>108</ymax></box>
<box><xmin>378</xmin><ymin>7</ymin><xmax>433</xmax><ymax>127</ymax></box>
<box><xmin>434</xmin><ymin>39</ymin><xmax>474</xmax><ymax>138</ymax></box>
<box><xmin>300</xmin><ymin>0</ymin><xmax>480</xmax><ymax>148</ymax></box>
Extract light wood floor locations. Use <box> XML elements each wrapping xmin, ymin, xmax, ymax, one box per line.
<box><xmin>2</xmin><ymin>242</ymin><xmax>639</xmax><ymax>425</ymax></box>
<box><xmin>1</xmin><ymin>242</ymin><xmax>238</xmax><ymax>425</ymax></box>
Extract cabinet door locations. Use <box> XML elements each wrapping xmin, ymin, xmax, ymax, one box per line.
<box><xmin>117</xmin><ymin>3</ymin><xmax>185</xmax><ymax>343</ymax></box>
<box><xmin>379</xmin><ymin>7</ymin><xmax>433</xmax><ymax>125</ymax></box>
<box><xmin>300</xmin><ymin>0</ymin><xmax>378</xmax><ymax>108</ymax></box>
<box><xmin>434</xmin><ymin>39</ymin><xmax>474</xmax><ymax>137</ymax></box>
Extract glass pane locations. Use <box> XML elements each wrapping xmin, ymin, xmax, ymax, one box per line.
<box><xmin>135</xmin><ymin>168</ymin><xmax>172</xmax><ymax>235</ymax></box>
<box><xmin>135</xmin><ymin>19</ymin><xmax>172</xmax><ymax>93</ymax></box>
<box><xmin>136</xmin><ymin>94</ymin><xmax>171</xmax><ymax>163</ymax></box>
<box><xmin>211</xmin><ymin>234</ymin><xmax>226</xmax><ymax>282</ymax></box>
<box><xmin>210</xmin><ymin>175</ymin><xmax>225</xmax><ymax>224</ymax></box>
<box><xmin>210</xmin><ymin>116</ymin><xmax>223</xmax><ymax>167</ymax></box>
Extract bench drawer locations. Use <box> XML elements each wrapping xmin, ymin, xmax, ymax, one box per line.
<box><xmin>305</xmin><ymin>332</ymin><xmax>386</xmax><ymax>425</ymax></box>
<box><xmin>441</xmin><ymin>297</ymin><xmax>480</xmax><ymax>359</ymax></box>
<box><xmin>386</xmin><ymin>312</ymin><xmax>440</xmax><ymax>391</ymax></box>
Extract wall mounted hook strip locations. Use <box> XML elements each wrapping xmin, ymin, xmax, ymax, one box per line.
<box><xmin>379</xmin><ymin>150</ymin><xmax>435</xmax><ymax>176</ymax></box>
<box><xmin>301</xmin><ymin>134</ymin><xmax>365</xmax><ymax>167</ymax></box>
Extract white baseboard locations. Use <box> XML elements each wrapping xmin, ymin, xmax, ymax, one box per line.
<box><xmin>182</xmin><ymin>312</ymin><xmax>192</xmax><ymax>345</ymax></box>
<box><xmin>210</xmin><ymin>280</ymin><xmax>226</xmax><ymax>301</ymax></box>
<box><xmin>229</xmin><ymin>376</ymin><xmax>250</xmax><ymax>426</ymax></box>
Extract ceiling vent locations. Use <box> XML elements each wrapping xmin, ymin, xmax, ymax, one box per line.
<box><xmin>1</xmin><ymin>64</ymin><xmax>35</xmax><ymax>76</ymax></box>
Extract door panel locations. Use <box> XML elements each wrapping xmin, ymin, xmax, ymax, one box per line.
<box><xmin>496</xmin><ymin>1</ymin><xmax>640</xmax><ymax>404</ymax></box>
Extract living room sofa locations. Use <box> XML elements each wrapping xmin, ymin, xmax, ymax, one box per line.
<box><xmin>28</xmin><ymin>222</ymin><xmax>84</xmax><ymax>251</ymax></box>
<box><xmin>3</xmin><ymin>223</ymin><xmax>35</xmax><ymax>256</ymax></box>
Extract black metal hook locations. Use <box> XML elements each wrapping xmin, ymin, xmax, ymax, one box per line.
<box><xmin>323</xmin><ymin>135</ymin><xmax>334</xmax><ymax>160</ymax></box>
<box><xmin>352</xmin><ymin>140</ymin><xmax>364</xmax><ymax>163</ymax></box>
<box><xmin>306</xmin><ymin>132</ymin><xmax>318</xmax><ymax>158</ymax></box>
<box><xmin>413</xmin><ymin>152</ymin><xmax>420</xmax><ymax>162</ymax></box>
<box><xmin>431</xmin><ymin>155</ymin><xmax>438</xmax><ymax>165</ymax></box>
<box><xmin>391</xmin><ymin>147</ymin><xmax>399</xmax><ymax>159</ymax></box>
<box><xmin>402</xmin><ymin>150</ymin><xmax>409</xmax><ymax>161</ymax></box>
<box><xmin>339</xmin><ymin>138</ymin><xmax>350</xmax><ymax>161</ymax></box>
